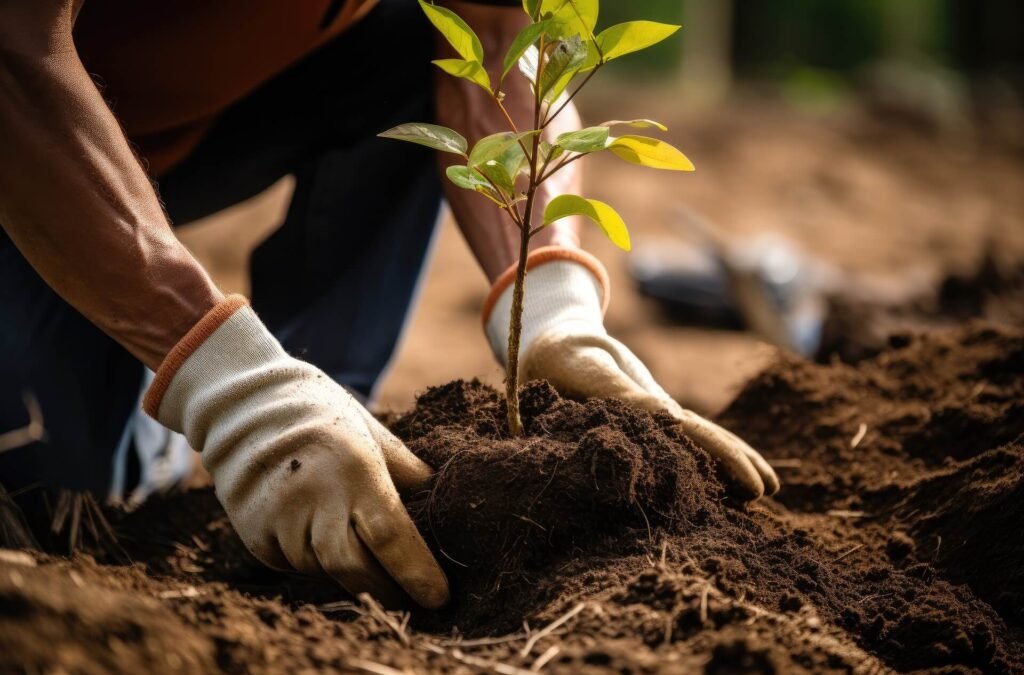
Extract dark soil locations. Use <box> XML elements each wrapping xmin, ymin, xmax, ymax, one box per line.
<box><xmin>817</xmin><ymin>251</ymin><xmax>1024</xmax><ymax>365</ymax></box>
<box><xmin>3</xmin><ymin>323</ymin><xmax>1023</xmax><ymax>674</ymax></box>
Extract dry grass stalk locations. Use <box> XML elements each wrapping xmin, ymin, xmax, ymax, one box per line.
<box><xmin>0</xmin><ymin>482</ymin><xmax>38</xmax><ymax>550</ymax></box>
<box><xmin>0</xmin><ymin>393</ymin><xmax>45</xmax><ymax>454</ymax></box>
<box><xmin>519</xmin><ymin>602</ymin><xmax>586</xmax><ymax>657</ymax></box>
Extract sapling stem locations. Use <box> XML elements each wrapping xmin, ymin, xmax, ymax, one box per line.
<box><xmin>504</xmin><ymin>217</ymin><xmax>531</xmax><ymax>436</ymax></box>
<box><xmin>384</xmin><ymin>1</ymin><xmax>687</xmax><ymax>435</ymax></box>
<box><xmin>504</xmin><ymin>42</ymin><xmax>547</xmax><ymax>437</ymax></box>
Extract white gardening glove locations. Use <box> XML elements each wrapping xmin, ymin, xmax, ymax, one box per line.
<box><xmin>143</xmin><ymin>295</ymin><xmax>449</xmax><ymax>608</ymax></box>
<box><xmin>484</xmin><ymin>247</ymin><xmax>780</xmax><ymax>501</ymax></box>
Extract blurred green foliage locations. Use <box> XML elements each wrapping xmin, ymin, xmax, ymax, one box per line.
<box><xmin>597</xmin><ymin>0</ymin><xmax>1023</xmax><ymax>82</ymax></box>
<box><xmin>598</xmin><ymin>0</ymin><xmax>684</xmax><ymax>75</ymax></box>
<box><xmin>733</xmin><ymin>0</ymin><xmax>944</xmax><ymax>75</ymax></box>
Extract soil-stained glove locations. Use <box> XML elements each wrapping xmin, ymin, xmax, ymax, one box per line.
<box><xmin>143</xmin><ymin>295</ymin><xmax>449</xmax><ymax>608</ymax></box>
<box><xmin>484</xmin><ymin>247</ymin><xmax>780</xmax><ymax>501</ymax></box>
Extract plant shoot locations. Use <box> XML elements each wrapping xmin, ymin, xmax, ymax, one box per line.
<box><xmin>381</xmin><ymin>0</ymin><xmax>694</xmax><ymax>435</ymax></box>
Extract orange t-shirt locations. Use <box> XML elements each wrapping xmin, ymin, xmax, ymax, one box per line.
<box><xmin>73</xmin><ymin>0</ymin><xmax>379</xmax><ymax>176</ymax></box>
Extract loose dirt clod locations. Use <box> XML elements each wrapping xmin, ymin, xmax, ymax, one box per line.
<box><xmin>1</xmin><ymin>323</ymin><xmax>1022</xmax><ymax>674</ymax></box>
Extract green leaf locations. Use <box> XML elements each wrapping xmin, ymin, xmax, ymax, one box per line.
<box><xmin>377</xmin><ymin>123</ymin><xmax>468</xmax><ymax>155</ymax></box>
<box><xmin>446</xmin><ymin>164</ymin><xmax>490</xmax><ymax>190</ymax></box>
<box><xmin>496</xmin><ymin>142</ymin><xmax>528</xmax><ymax>183</ymax></box>
<box><xmin>432</xmin><ymin>58</ymin><xmax>492</xmax><ymax>93</ymax></box>
<box><xmin>539</xmin><ymin>35</ymin><xmax>587</xmax><ymax>102</ymax></box>
<box><xmin>418</xmin><ymin>1</ymin><xmax>484</xmax><ymax>62</ymax></box>
<box><xmin>542</xmin><ymin>0</ymin><xmax>599</xmax><ymax>40</ymax></box>
<box><xmin>523</xmin><ymin>0</ymin><xmax>540</xmax><ymax>19</ymax></box>
<box><xmin>539</xmin><ymin>140</ymin><xmax>564</xmax><ymax>164</ymax></box>
<box><xmin>596</xmin><ymin>21</ymin><xmax>680</xmax><ymax>62</ymax></box>
<box><xmin>468</xmin><ymin>131</ymin><xmax>538</xmax><ymax>168</ymax></box>
<box><xmin>607</xmin><ymin>135</ymin><xmax>695</xmax><ymax>171</ymax></box>
<box><xmin>543</xmin><ymin>195</ymin><xmax>631</xmax><ymax>251</ymax></box>
<box><xmin>446</xmin><ymin>166</ymin><xmax>506</xmax><ymax>206</ymax></box>
<box><xmin>480</xmin><ymin>161</ymin><xmax>515</xmax><ymax>194</ymax></box>
<box><xmin>555</xmin><ymin>126</ymin><xmax>610</xmax><ymax>153</ymax></box>
<box><xmin>600</xmin><ymin>119</ymin><xmax>668</xmax><ymax>132</ymax></box>
<box><xmin>477</xmin><ymin>142</ymin><xmax>526</xmax><ymax>194</ymax></box>
<box><xmin>503</xmin><ymin>20</ymin><xmax>552</xmax><ymax>81</ymax></box>
<box><xmin>543</xmin><ymin>0</ymin><xmax>599</xmax><ymax>73</ymax></box>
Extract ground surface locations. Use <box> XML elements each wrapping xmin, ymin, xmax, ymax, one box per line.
<box><xmin>172</xmin><ymin>90</ymin><xmax>1024</xmax><ymax>415</ymax></box>
<box><xmin>2</xmin><ymin>323</ymin><xmax>1023</xmax><ymax>674</ymax></box>
<box><xmin>3</xmin><ymin>94</ymin><xmax>1024</xmax><ymax>673</ymax></box>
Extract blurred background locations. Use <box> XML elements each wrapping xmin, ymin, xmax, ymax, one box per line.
<box><xmin>178</xmin><ymin>0</ymin><xmax>1024</xmax><ymax>415</ymax></box>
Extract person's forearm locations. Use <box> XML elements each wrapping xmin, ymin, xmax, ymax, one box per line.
<box><xmin>0</xmin><ymin>6</ymin><xmax>221</xmax><ymax>370</ymax></box>
<box><xmin>437</xmin><ymin>1</ymin><xmax>581</xmax><ymax>283</ymax></box>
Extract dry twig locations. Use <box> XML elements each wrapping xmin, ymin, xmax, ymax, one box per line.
<box><xmin>520</xmin><ymin>603</ymin><xmax>586</xmax><ymax>657</ymax></box>
<box><xmin>0</xmin><ymin>482</ymin><xmax>38</xmax><ymax>550</ymax></box>
<box><xmin>700</xmin><ymin>584</ymin><xmax>710</xmax><ymax>625</ymax></box>
<box><xmin>835</xmin><ymin>543</ymin><xmax>866</xmax><ymax>561</ymax></box>
<box><xmin>437</xmin><ymin>632</ymin><xmax>528</xmax><ymax>648</ymax></box>
<box><xmin>421</xmin><ymin>644</ymin><xmax>535</xmax><ymax>675</ymax></box>
<box><xmin>0</xmin><ymin>393</ymin><xmax>45</xmax><ymax>453</ymax></box>
<box><xmin>358</xmin><ymin>593</ymin><xmax>412</xmax><ymax>648</ymax></box>
<box><xmin>850</xmin><ymin>423</ymin><xmax>867</xmax><ymax>449</ymax></box>
<box><xmin>531</xmin><ymin>645</ymin><xmax>560</xmax><ymax>671</ymax></box>
<box><xmin>347</xmin><ymin>658</ymin><xmax>408</xmax><ymax>675</ymax></box>
<box><xmin>827</xmin><ymin>510</ymin><xmax>868</xmax><ymax>519</ymax></box>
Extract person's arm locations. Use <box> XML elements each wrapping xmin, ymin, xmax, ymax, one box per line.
<box><xmin>0</xmin><ymin>1</ymin><xmax>450</xmax><ymax>607</ymax></box>
<box><xmin>0</xmin><ymin>0</ymin><xmax>221</xmax><ymax>370</ymax></box>
<box><xmin>436</xmin><ymin>0</ymin><xmax>581</xmax><ymax>282</ymax></box>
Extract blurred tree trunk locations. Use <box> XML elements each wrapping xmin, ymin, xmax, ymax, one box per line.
<box><xmin>679</xmin><ymin>0</ymin><xmax>734</xmax><ymax>109</ymax></box>
<box><xmin>881</xmin><ymin>0</ymin><xmax>940</xmax><ymax>61</ymax></box>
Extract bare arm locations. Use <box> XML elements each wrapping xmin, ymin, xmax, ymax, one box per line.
<box><xmin>0</xmin><ymin>0</ymin><xmax>221</xmax><ymax>370</ymax></box>
<box><xmin>436</xmin><ymin>1</ymin><xmax>582</xmax><ymax>282</ymax></box>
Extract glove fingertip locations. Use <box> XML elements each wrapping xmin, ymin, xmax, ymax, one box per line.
<box><xmin>730</xmin><ymin>476</ymin><xmax>765</xmax><ymax>502</ymax></box>
<box><xmin>413</xmin><ymin>572</ymin><xmax>451</xmax><ymax>610</ymax></box>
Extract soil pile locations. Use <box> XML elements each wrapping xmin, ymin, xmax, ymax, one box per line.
<box><xmin>392</xmin><ymin>379</ymin><xmax>722</xmax><ymax>633</ymax></box>
<box><xmin>2</xmin><ymin>323</ymin><xmax>1023</xmax><ymax>673</ymax></box>
<box><xmin>817</xmin><ymin>252</ymin><xmax>1024</xmax><ymax>364</ymax></box>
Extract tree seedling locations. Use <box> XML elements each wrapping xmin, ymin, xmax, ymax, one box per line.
<box><xmin>380</xmin><ymin>0</ymin><xmax>694</xmax><ymax>436</ymax></box>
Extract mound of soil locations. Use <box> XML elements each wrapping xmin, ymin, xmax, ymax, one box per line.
<box><xmin>817</xmin><ymin>252</ymin><xmax>1024</xmax><ymax>365</ymax></box>
<box><xmin>2</xmin><ymin>323</ymin><xmax>1023</xmax><ymax>673</ymax></box>
<box><xmin>392</xmin><ymin>379</ymin><xmax>722</xmax><ymax>633</ymax></box>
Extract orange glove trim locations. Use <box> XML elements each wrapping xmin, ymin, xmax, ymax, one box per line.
<box><xmin>480</xmin><ymin>246</ymin><xmax>611</xmax><ymax>327</ymax></box>
<box><xmin>143</xmin><ymin>294</ymin><xmax>249</xmax><ymax>417</ymax></box>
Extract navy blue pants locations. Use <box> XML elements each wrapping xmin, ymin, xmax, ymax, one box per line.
<box><xmin>0</xmin><ymin>1</ymin><xmax>441</xmax><ymax>494</ymax></box>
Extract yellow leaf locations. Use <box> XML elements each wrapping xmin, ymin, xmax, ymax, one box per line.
<box><xmin>543</xmin><ymin>195</ymin><xmax>631</xmax><ymax>251</ymax></box>
<box><xmin>596</xmin><ymin>21</ymin><xmax>680</xmax><ymax>62</ymax></box>
<box><xmin>432</xmin><ymin>59</ymin><xmax>492</xmax><ymax>93</ymax></box>
<box><xmin>607</xmin><ymin>135</ymin><xmax>694</xmax><ymax>171</ymax></box>
<box><xmin>419</xmin><ymin>1</ymin><xmax>484</xmax><ymax>62</ymax></box>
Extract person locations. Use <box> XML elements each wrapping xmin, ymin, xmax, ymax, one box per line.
<box><xmin>0</xmin><ymin>0</ymin><xmax>779</xmax><ymax>609</ymax></box>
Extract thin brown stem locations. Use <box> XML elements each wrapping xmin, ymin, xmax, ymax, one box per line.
<box><xmin>504</xmin><ymin>31</ymin><xmax>550</xmax><ymax>436</ymax></box>
<box><xmin>537</xmin><ymin>150</ymin><xmax>556</xmax><ymax>185</ymax></box>
<box><xmin>471</xmin><ymin>166</ymin><xmax>519</xmax><ymax>219</ymax></box>
<box><xmin>542</xmin><ymin>65</ymin><xmax>600</xmax><ymax>129</ymax></box>
<box><xmin>492</xmin><ymin>96</ymin><xmax>535</xmax><ymax>165</ymax></box>
<box><xmin>493</xmin><ymin>96</ymin><xmax>520</xmax><ymax>133</ymax></box>
<box><xmin>504</xmin><ymin>215</ymin><xmax>530</xmax><ymax>437</ymax></box>
<box><xmin>539</xmin><ymin>151</ymin><xmax>587</xmax><ymax>183</ymax></box>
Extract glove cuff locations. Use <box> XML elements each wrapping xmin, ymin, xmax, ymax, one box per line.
<box><xmin>142</xmin><ymin>293</ymin><xmax>250</xmax><ymax>418</ymax></box>
<box><xmin>482</xmin><ymin>246</ymin><xmax>611</xmax><ymax>367</ymax></box>
<box><xmin>481</xmin><ymin>246</ymin><xmax>610</xmax><ymax>326</ymax></box>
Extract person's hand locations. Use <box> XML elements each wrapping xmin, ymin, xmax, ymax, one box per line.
<box><xmin>144</xmin><ymin>296</ymin><xmax>449</xmax><ymax>609</ymax></box>
<box><xmin>484</xmin><ymin>248</ymin><xmax>780</xmax><ymax>501</ymax></box>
